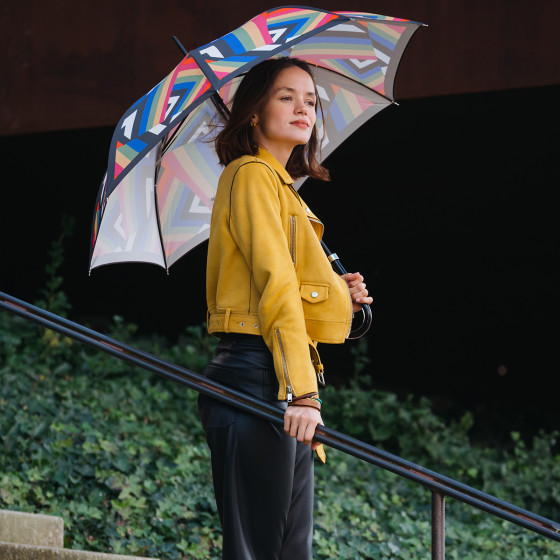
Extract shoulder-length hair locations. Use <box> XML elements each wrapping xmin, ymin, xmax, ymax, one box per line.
<box><xmin>215</xmin><ymin>58</ymin><xmax>330</xmax><ymax>181</ymax></box>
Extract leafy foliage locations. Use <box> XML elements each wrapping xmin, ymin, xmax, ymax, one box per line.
<box><xmin>1</xmin><ymin>239</ymin><xmax>559</xmax><ymax>558</ymax></box>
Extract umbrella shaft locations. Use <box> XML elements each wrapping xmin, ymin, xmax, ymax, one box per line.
<box><xmin>321</xmin><ymin>240</ymin><xmax>346</xmax><ymax>275</ymax></box>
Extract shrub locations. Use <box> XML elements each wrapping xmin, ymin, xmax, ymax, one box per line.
<box><xmin>1</xmin><ymin>237</ymin><xmax>559</xmax><ymax>558</ymax></box>
<box><xmin>2</xmin><ymin>305</ymin><xmax>560</xmax><ymax>559</ymax></box>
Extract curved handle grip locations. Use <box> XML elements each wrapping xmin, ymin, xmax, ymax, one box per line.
<box><xmin>321</xmin><ymin>240</ymin><xmax>372</xmax><ymax>340</ymax></box>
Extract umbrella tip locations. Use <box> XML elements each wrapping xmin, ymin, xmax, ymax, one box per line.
<box><xmin>172</xmin><ymin>35</ymin><xmax>188</xmax><ymax>56</ymax></box>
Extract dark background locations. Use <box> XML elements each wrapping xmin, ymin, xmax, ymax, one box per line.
<box><xmin>1</xmin><ymin>1</ymin><xmax>559</xmax><ymax>441</ymax></box>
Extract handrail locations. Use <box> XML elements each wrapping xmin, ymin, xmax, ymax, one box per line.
<box><xmin>2</xmin><ymin>290</ymin><xmax>559</xmax><ymax>558</ymax></box>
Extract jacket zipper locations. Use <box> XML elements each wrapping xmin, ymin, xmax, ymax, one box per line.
<box><xmin>289</xmin><ymin>216</ymin><xmax>296</xmax><ymax>265</ymax></box>
<box><xmin>275</xmin><ymin>329</ymin><xmax>293</xmax><ymax>402</ymax></box>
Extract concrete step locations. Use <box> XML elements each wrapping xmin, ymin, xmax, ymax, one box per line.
<box><xmin>0</xmin><ymin>509</ymin><xmax>64</xmax><ymax>547</ymax></box>
<box><xmin>0</xmin><ymin>542</ymin><xmax>159</xmax><ymax>560</ymax></box>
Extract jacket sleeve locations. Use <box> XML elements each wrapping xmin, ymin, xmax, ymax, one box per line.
<box><xmin>229</xmin><ymin>161</ymin><xmax>318</xmax><ymax>400</ymax></box>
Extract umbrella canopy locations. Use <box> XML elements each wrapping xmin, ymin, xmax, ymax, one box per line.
<box><xmin>90</xmin><ymin>6</ymin><xmax>424</xmax><ymax>272</ymax></box>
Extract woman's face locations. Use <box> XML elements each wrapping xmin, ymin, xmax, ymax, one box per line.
<box><xmin>252</xmin><ymin>65</ymin><xmax>317</xmax><ymax>165</ymax></box>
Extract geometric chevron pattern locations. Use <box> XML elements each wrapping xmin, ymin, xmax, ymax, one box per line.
<box><xmin>90</xmin><ymin>6</ymin><xmax>423</xmax><ymax>272</ymax></box>
<box><xmin>112</xmin><ymin>57</ymin><xmax>211</xmax><ymax>182</ymax></box>
<box><xmin>281</xmin><ymin>19</ymin><xmax>415</xmax><ymax>98</ymax></box>
<box><xmin>333</xmin><ymin>12</ymin><xmax>410</xmax><ymax>22</ymax></box>
<box><xmin>157</xmin><ymin>103</ymin><xmax>223</xmax><ymax>267</ymax></box>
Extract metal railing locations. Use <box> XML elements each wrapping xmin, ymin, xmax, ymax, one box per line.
<box><xmin>1</xmin><ymin>290</ymin><xmax>559</xmax><ymax>559</ymax></box>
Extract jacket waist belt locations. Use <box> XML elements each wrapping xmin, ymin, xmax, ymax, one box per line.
<box><xmin>208</xmin><ymin>311</ymin><xmax>326</xmax><ymax>383</ymax></box>
<box><xmin>208</xmin><ymin>311</ymin><xmax>263</xmax><ymax>336</ymax></box>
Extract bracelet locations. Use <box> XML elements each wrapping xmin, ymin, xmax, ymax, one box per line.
<box><xmin>288</xmin><ymin>397</ymin><xmax>321</xmax><ymax>411</ymax></box>
<box><xmin>291</xmin><ymin>392</ymin><xmax>319</xmax><ymax>402</ymax></box>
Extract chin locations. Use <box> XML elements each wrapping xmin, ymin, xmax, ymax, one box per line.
<box><xmin>291</xmin><ymin>133</ymin><xmax>312</xmax><ymax>145</ymax></box>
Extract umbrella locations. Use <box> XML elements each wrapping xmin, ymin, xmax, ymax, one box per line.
<box><xmin>90</xmin><ymin>6</ymin><xmax>424</xmax><ymax>272</ymax></box>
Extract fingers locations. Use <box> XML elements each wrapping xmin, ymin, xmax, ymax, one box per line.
<box><xmin>284</xmin><ymin>406</ymin><xmax>323</xmax><ymax>445</ymax></box>
<box><xmin>341</xmin><ymin>272</ymin><xmax>362</xmax><ymax>288</ymax></box>
<box><xmin>352</xmin><ymin>286</ymin><xmax>373</xmax><ymax>305</ymax></box>
<box><xmin>341</xmin><ymin>272</ymin><xmax>373</xmax><ymax>307</ymax></box>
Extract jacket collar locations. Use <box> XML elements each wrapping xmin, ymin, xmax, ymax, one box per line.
<box><xmin>256</xmin><ymin>148</ymin><xmax>293</xmax><ymax>186</ymax></box>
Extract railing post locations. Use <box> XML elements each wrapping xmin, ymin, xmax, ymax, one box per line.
<box><xmin>432</xmin><ymin>490</ymin><xmax>445</xmax><ymax>560</ymax></box>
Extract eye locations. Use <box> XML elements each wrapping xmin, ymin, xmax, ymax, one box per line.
<box><xmin>306</xmin><ymin>99</ymin><xmax>316</xmax><ymax>107</ymax></box>
<box><xmin>281</xmin><ymin>95</ymin><xmax>293</xmax><ymax>102</ymax></box>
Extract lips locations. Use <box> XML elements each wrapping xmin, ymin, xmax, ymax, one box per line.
<box><xmin>290</xmin><ymin>120</ymin><xmax>309</xmax><ymax>128</ymax></box>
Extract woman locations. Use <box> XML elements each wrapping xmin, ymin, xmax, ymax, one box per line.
<box><xmin>199</xmin><ymin>57</ymin><xmax>372</xmax><ymax>560</ymax></box>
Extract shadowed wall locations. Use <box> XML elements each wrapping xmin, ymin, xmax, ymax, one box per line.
<box><xmin>2</xmin><ymin>0</ymin><xmax>559</xmax><ymax>135</ymax></box>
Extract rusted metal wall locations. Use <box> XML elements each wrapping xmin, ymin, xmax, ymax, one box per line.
<box><xmin>1</xmin><ymin>0</ymin><xmax>559</xmax><ymax>135</ymax></box>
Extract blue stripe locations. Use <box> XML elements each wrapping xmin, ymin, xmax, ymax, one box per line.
<box><xmin>223</xmin><ymin>32</ymin><xmax>247</xmax><ymax>55</ymax></box>
<box><xmin>368</xmin><ymin>31</ymin><xmax>397</xmax><ymax>51</ymax></box>
<box><xmin>139</xmin><ymin>86</ymin><xmax>158</xmax><ymax>134</ymax></box>
<box><xmin>125</xmin><ymin>138</ymin><xmax>147</xmax><ymax>154</ymax></box>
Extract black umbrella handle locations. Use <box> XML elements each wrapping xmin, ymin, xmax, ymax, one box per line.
<box><xmin>321</xmin><ymin>240</ymin><xmax>372</xmax><ymax>340</ymax></box>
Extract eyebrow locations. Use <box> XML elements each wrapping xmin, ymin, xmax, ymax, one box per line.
<box><xmin>275</xmin><ymin>86</ymin><xmax>316</xmax><ymax>98</ymax></box>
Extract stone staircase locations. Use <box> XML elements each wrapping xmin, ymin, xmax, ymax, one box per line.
<box><xmin>0</xmin><ymin>509</ymin><xmax>158</xmax><ymax>559</ymax></box>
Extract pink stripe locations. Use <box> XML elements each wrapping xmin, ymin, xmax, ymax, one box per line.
<box><xmin>158</xmin><ymin>56</ymin><xmax>199</xmax><ymax>124</ymax></box>
<box><xmin>385</xmin><ymin>23</ymin><xmax>407</xmax><ymax>33</ymax></box>
<box><xmin>159</xmin><ymin>151</ymin><xmax>212</xmax><ymax>207</ymax></box>
<box><xmin>315</xmin><ymin>13</ymin><xmax>339</xmax><ymax>27</ymax></box>
<box><xmin>158</xmin><ymin>60</ymin><xmax>184</xmax><ymax>123</ymax></box>
<box><xmin>251</xmin><ymin>13</ymin><xmax>270</xmax><ymax>40</ymax></box>
<box><xmin>114</xmin><ymin>162</ymin><xmax>124</xmax><ymax>179</ymax></box>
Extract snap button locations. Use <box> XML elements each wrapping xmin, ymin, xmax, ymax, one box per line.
<box><xmin>254</xmin><ymin>324</ymin><xmax>258</xmax><ymax>328</ymax></box>
<box><xmin>240</xmin><ymin>322</ymin><xmax>245</xmax><ymax>326</ymax></box>
<box><xmin>311</xmin><ymin>291</ymin><xmax>318</xmax><ymax>298</ymax></box>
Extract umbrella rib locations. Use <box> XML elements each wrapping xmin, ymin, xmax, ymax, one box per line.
<box><xmin>152</xmin><ymin>141</ymin><xmax>169</xmax><ymax>272</ymax></box>
<box><xmin>211</xmin><ymin>91</ymin><xmax>231</xmax><ymax>120</ymax></box>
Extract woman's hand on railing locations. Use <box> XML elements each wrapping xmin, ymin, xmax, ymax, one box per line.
<box><xmin>284</xmin><ymin>405</ymin><xmax>323</xmax><ymax>449</ymax></box>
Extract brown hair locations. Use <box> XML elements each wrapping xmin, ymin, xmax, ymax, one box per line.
<box><xmin>215</xmin><ymin>58</ymin><xmax>329</xmax><ymax>181</ymax></box>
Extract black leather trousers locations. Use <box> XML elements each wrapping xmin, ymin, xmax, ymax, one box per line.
<box><xmin>198</xmin><ymin>334</ymin><xmax>314</xmax><ymax>560</ymax></box>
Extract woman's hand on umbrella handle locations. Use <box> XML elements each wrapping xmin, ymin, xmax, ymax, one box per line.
<box><xmin>341</xmin><ymin>272</ymin><xmax>373</xmax><ymax>313</ymax></box>
<box><xmin>284</xmin><ymin>405</ymin><xmax>323</xmax><ymax>449</ymax></box>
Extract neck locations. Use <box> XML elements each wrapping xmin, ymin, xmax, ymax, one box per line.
<box><xmin>258</xmin><ymin>143</ymin><xmax>293</xmax><ymax>169</ymax></box>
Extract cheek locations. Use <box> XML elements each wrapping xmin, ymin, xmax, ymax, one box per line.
<box><xmin>309</xmin><ymin>119</ymin><xmax>317</xmax><ymax>136</ymax></box>
<box><xmin>309</xmin><ymin>110</ymin><xmax>317</xmax><ymax>127</ymax></box>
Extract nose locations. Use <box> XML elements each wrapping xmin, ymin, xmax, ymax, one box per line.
<box><xmin>295</xmin><ymin>97</ymin><xmax>308</xmax><ymax>114</ymax></box>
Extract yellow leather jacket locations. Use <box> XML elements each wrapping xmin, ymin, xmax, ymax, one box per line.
<box><xmin>206</xmin><ymin>148</ymin><xmax>352</xmax><ymax>400</ymax></box>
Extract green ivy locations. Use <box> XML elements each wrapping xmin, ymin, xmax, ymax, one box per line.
<box><xmin>2</xmin><ymin>306</ymin><xmax>559</xmax><ymax>559</ymax></box>
<box><xmin>1</xmin><ymin>235</ymin><xmax>559</xmax><ymax>558</ymax></box>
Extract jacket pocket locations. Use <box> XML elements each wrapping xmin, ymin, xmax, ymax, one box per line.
<box><xmin>300</xmin><ymin>283</ymin><xmax>329</xmax><ymax>303</ymax></box>
<box><xmin>289</xmin><ymin>215</ymin><xmax>297</xmax><ymax>265</ymax></box>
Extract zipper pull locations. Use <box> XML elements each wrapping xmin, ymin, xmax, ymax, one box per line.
<box><xmin>286</xmin><ymin>386</ymin><xmax>293</xmax><ymax>403</ymax></box>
